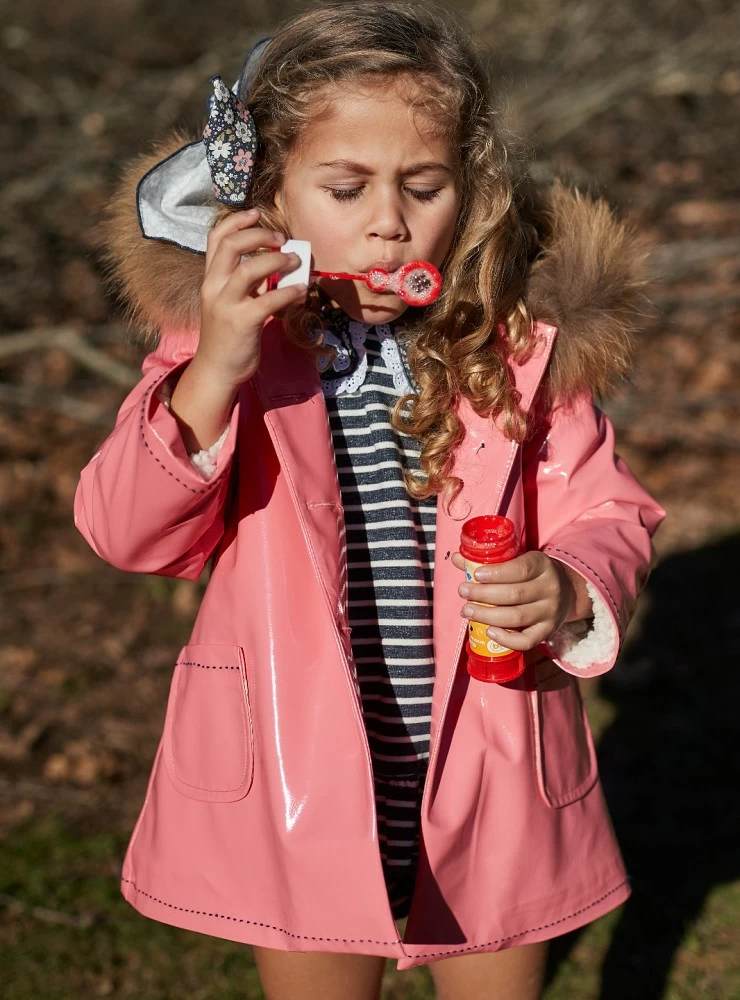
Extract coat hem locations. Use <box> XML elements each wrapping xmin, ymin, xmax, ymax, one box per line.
<box><xmin>120</xmin><ymin>872</ymin><xmax>629</xmax><ymax>966</ymax></box>
<box><xmin>120</xmin><ymin>876</ymin><xmax>404</xmax><ymax>956</ymax></box>
<box><xmin>395</xmin><ymin>876</ymin><xmax>631</xmax><ymax>969</ymax></box>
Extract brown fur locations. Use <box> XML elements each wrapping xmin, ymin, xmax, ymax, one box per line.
<box><xmin>525</xmin><ymin>179</ymin><xmax>650</xmax><ymax>404</ymax></box>
<box><xmin>98</xmin><ymin>129</ymin><xmax>205</xmax><ymax>343</ymax></box>
<box><xmin>99</xmin><ymin>129</ymin><xmax>650</xmax><ymax>401</ymax></box>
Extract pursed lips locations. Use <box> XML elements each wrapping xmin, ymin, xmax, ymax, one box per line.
<box><xmin>362</xmin><ymin>260</ymin><xmax>404</xmax><ymax>273</ymax></box>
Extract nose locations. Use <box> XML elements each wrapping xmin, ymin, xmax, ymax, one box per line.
<box><xmin>365</xmin><ymin>187</ymin><xmax>410</xmax><ymax>242</ymax></box>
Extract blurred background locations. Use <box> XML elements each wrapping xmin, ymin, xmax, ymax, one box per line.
<box><xmin>1</xmin><ymin>0</ymin><xmax>738</xmax><ymax>997</ymax></box>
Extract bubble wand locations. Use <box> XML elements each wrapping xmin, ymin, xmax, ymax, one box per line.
<box><xmin>268</xmin><ymin>240</ymin><xmax>443</xmax><ymax>307</ymax></box>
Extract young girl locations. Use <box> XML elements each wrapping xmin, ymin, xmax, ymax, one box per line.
<box><xmin>75</xmin><ymin>2</ymin><xmax>666</xmax><ymax>997</ymax></box>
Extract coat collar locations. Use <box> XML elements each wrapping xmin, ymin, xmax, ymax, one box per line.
<box><xmin>253</xmin><ymin>315</ymin><xmax>556</xmax><ymax>517</ymax></box>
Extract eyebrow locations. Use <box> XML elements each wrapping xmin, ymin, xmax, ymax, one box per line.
<box><xmin>313</xmin><ymin>159</ymin><xmax>453</xmax><ymax>176</ymax></box>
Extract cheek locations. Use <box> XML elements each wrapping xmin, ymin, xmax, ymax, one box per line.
<box><xmin>294</xmin><ymin>201</ymin><xmax>354</xmax><ymax>268</ymax></box>
<box><xmin>422</xmin><ymin>203</ymin><xmax>461</xmax><ymax>260</ymax></box>
<box><xmin>439</xmin><ymin>197</ymin><xmax>462</xmax><ymax>239</ymax></box>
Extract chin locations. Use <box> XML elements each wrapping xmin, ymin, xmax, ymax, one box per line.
<box><xmin>347</xmin><ymin>298</ymin><xmax>408</xmax><ymax>325</ymax></box>
<box><xmin>317</xmin><ymin>279</ymin><xmax>409</xmax><ymax>324</ymax></box>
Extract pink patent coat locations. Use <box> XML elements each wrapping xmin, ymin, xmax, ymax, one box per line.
<box><xmin>74</xmin><ymin>316</ymin><xmax>666</xmax><ymax>969</ymax></box>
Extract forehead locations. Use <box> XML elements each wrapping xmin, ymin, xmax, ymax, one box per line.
<box><xmin>292</xmin><ymin>78</ymin><xmax>454</xmax><ymax>166</ymax></box>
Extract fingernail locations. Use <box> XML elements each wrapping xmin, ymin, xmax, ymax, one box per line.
<box><xmin>273</xmin><ymin>231</ymin><xmax>285</xmax><ymax>242</ymax></box>
<box><xmin>462</xmin><ymin>605</ymin><xmax>474</xmax><ymax>617</ymax></box>
<box><xmin>459</xmin><ymin>584</ymin><xmax>470</xmax><ymax>598</ymax></box>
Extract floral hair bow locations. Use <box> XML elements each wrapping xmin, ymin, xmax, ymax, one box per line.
<box><xmin>203</xmin><ymin>75</ymin><xmax>258</xmax><ymax>204</ymax></box>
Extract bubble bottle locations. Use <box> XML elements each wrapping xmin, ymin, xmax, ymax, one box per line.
<box><xmin>460</xmin><ymin>514</ymin><xmax>526</xmax><ymax>683</ymax></box>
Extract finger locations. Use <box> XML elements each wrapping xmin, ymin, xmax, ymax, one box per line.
<box><xmin>224</xmin><ymin>248</ymin><xmax>301</xmax><ymax>301</ymax></box>
<box><xmin>469</xmin><ymin>551</ymin><xmax>545</xmax><ymax>585</ymax></box>
<box><xmin>462</xmin><ymin>600</ymin><xmax>547</xmax><ymax>631</ymax></box>
<box><xmin>207</xmin><ymin>230</ymin><xmax>287</xmax><ymax>289</ymax></box>
<box><xmin>204</xmin><ymin>208</ymin><xmax>263</xmax><ymax>268</ymax></box>
<box><xmin>483</xmin><ymin>623</ymin><xmax>548</xmax><ymax>652</ymax></box>
<box><xmin>246</xmin><ymin>282</ymin><xmax>308</xmax><ymax>322</ymax></box>
<box><xmin>452</xmin><ymin>548</ymin><xmax>534</xmax><ymax>581</ymax></box>
<box><xmin>205</xmin><ymin>221</ymin><xmax>287</xmax><ymax>286</ymax></box>
<box><xmin>458</xmin><ymin>580</ymin><xmax>541</xmax><ymax>607</ymax></box>
<box><xmin>451</xmin><ymin>551</ymin><xmax>466</xmax><ymax>572</ymax></box>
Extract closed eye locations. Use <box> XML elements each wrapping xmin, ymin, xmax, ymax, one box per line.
<box><xmin>327</xmin><ymin>186</ymin><xmax>442</xmax><ymax>203</ymax></box>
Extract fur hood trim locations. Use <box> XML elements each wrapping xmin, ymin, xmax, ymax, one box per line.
<box><xmin>99</xmin><ymin>130</ymin><xmax>649</xmax><ymax>402</ymax></box>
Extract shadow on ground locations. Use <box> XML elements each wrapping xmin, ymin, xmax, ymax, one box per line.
<box><xmin>546</xmin><ymin>532</ymin><xmax>740</xmax><ymax>998</ymax></box>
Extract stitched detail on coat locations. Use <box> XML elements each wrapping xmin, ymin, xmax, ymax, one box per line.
<box><xmin>407</xmin><ymin>879</ymin><xmax>629</xmax><ymax>960</ymax></box>
<box><xmin>120</xmin><ymin>878</ymin><xmax>402</xmax><ymax>945</ymax></box>
<box><xmin>535</xmin><ymin>669</ymin><xmax>561</xmax><ymax>687</ymax></box>
<box><xmin>120</xmin><ymin>876</ymin><xmax>627</xmax><ymax>955</ymax></box>
<box><xmin>178</xmin><ymin>661</ymin><xmax>240</xmax><ymax>670</ymax></box>
<box><xmin>545</xmin><ymin>546</ymin><xmax>622</xmax><ymax>630</ymax></box>
<box><xmin>139</xmin><ymin>381</ymin><xmax>225</xmax><ymax>495</ymax></box>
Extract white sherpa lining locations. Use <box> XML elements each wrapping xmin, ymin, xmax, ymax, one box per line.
<box><xmin>187</xmin><ymin>425</ymin><xmax>229</xmax><ymax>479</ymax></box>
<box><xmin>546</xmin><ymin>580</ymin><xmax>619</xmax><ymax>669</ymax></box>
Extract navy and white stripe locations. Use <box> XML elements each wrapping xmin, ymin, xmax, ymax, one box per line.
<box><xmin>319</xmin><ymin>306</ymin><xmax>436</xmax><ymax>919</ymax></box>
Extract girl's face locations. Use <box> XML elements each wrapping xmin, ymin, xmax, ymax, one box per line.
<box><xmin>274</xmin><ymin>79</ymin><xmax>461</xmax><ymax>324</ymax></box>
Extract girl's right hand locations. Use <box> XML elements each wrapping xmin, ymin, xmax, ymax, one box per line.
<box><xmin>196</xmin><ymin>208</ymin><xmax>306</xmax><ymax>387</ymax></box>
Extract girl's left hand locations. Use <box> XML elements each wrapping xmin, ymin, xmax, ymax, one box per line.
<box><xmin>450</xmin><ymin>550</ymin><xmax>590</xmax><ymax>652</ymax></box>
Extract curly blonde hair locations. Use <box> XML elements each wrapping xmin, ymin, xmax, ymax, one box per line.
<box><xmin>214</xmin><ymin>0</ymin><xmax>542</xmax><ymax>514</ymax></box>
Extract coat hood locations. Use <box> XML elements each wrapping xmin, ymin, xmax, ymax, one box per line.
<box><xmin>100</xmin><ymin>128</ymin><xmax>649</xmax><ymax>402</ymax></box>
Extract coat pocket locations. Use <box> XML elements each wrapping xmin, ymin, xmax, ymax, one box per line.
<box><xmin>529</xmin><ymin>658</ymin><xmax>598</xmax><ymax>808</ymax></box>
<box><xmin>163</xmin><ymin>643</ymin><xmax>254</xmax><ymax>802</ymax></box>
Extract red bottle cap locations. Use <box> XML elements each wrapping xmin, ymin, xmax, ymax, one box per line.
<box><xmin>460</xmin><ymin>515</ymin><xmax>518</xmax><ymax>564</ymax></box>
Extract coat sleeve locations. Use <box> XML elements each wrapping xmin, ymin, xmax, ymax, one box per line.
<box><xmin>522</xmin><ymin>390</ymin><xmax>666</xmax><ymax>678</ymax></box>
<box><xmin>73</xmin><ymin>327</ymin><xmax>241</xmax><ymax>580</ymax></box>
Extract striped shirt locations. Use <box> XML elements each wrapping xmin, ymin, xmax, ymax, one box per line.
<box><xmin>319</xmin><ymin>305</ymin><xmax>436</xmax><ymax>918</ymax></box>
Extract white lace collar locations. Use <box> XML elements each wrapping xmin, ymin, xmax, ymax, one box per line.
<box><xmin>317</xmin><ymin>313</ymin><xmax>417</xmax><ymax>398</ymax></box>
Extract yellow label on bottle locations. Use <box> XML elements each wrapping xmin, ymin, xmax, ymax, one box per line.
<box><xmin>463</xmin><ymin>558</ymin><xmax>515</xmax><ymax>658</ymax></box>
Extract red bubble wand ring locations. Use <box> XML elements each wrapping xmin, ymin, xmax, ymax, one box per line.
<box><xmin>311</xmin><ymin>261</ymin><xmax>442</xmax><ymax>307</ymax></box>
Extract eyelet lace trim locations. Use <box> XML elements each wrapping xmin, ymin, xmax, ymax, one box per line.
<box><xmin>319</xmin><ymin>321</ymin><xmax>370</xmax><ymax>396</ymax></box>
<box><xmin>319</xmin><ymin>321</ymin><xmax>415</xmax><ymax>397</ymax></box>
<box><xmin>377</xmin><ymin>325</ymin><xmax>415</xmax><ymax>396</ymax></box>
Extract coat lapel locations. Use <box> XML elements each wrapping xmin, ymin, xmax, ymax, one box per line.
<box><xmin>252</xmin><ymin>318</ymin><xmax>344</xmax><ymax>622</ymax></box>
<box><xmin>430</xmin><ymin>322</ymin><xmax>558</xmax><ymax>731</ymax></box>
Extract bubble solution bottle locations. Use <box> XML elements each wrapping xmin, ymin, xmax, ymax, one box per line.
<box><xmin>460</xmin><ymin>514</ymin><xmax>526</xmax><ymax>683</ymax></box>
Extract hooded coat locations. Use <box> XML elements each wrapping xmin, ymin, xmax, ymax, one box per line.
<box><xmin>74</xmin><ymin>130</ymin><xmax>666</xmax><ymax>969</ymax></box>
